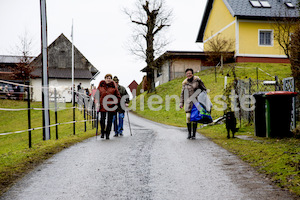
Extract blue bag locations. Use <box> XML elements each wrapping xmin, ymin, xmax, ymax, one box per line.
<box><xmin>190</xmin><ymin>102</ymin><xmax>213</xmax><ymax>124</ymax></box>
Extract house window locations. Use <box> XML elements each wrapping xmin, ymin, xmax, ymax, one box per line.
<box><xmin>285</xmin><ymin>2</ymin><xmax>295</xmax><ymax>8</ymax></box>
<box><xmin>259</xmin><ymin>30</ymin><xmax>273</xmax><ymax>46</ymax></box>
<box><xmin>157</xmin><ymin>67</ymin><xmax>162</xmax><ymax>77</ymax></box>
<box><xmin>260</xmin><ymin>1</ymin><xmax>271</xmax><ymax>8</ymax></box>
<box><xmin>249</xmin><ymin>0</ymin><xmax>261</xmax><ymax>7</ymax></box>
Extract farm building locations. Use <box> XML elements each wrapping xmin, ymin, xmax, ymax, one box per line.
<box><xmin>30</xmin><ymin>33</ymin><xmax>98</xmax><ymax>102</ymax></box>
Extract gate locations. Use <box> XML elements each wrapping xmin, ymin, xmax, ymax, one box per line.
<box><xmin>283</xmin><ymin>77</ymin><xmax>296</xmax><ymax>130</ymax></box>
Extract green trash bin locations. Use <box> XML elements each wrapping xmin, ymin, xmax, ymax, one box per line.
<box><xmin>265</xmin><ymin>91</ymin><xmax>298</xmax><ymax>138</ymax></box>
<box><xmin>253</xmin><ymin>92</ymin><xmax>267</xmax><ymax>137</ymax></box>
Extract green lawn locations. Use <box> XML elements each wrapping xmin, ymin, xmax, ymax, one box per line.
<box><xmin>0</xmin><ymin>100</ymin><xmax>96</xmax><ymax>196</ymax></box>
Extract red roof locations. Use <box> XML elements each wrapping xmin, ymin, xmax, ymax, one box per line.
<box><xmin>128</xmin><ymin>80</ymin><xmax>138</xmax><ymax>92</ymax></box>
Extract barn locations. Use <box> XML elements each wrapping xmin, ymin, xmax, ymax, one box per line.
<box><xmin>30</xmin><ymin>33</ymin><xmax>99</xmax><ymax>102</ymax></box>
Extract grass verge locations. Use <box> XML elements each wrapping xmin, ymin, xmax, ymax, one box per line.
<box><xmin>0</xmin><ymin>100</ymin><xmax>96</xmax><ymax>196</ymax></box>
<box><xmin>200</xmin><ymin>124</ymin><xmax>300</xmax><ymax>196</ymax></box>
<box><xmin>131</xmin><ymin>63</ymin><xmax>299</xmax><ymax>196</ymax></box>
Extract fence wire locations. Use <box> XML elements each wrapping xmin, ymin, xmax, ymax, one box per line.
<box><xmin>233</xmin><ymin>77</ymin><xmax>299</xmax><ymax>129</ymax></box>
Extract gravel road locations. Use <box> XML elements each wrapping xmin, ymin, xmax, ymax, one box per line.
<box><xmin>0</xmin><ymin>112</ymin><xmax>296</xmax><ymax>200</ymax></box>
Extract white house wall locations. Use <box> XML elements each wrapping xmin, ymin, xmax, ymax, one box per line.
<box><xmin>171</xmin><ymin>59</ymin><xmax>201</xmax><ymax>78</ymax></box>
<box><xmin>31</xmin><ymin>78</ymin><xmax>91</xmax><ymax>102</ymax></box>
<box><xmin>154</xmin><ymin>62</ymin><xmax>169</xmax><ymax>86</ymax></box>
<box><xmin>154</xmin><ymin>58</ymin><xmax>202</xmax><ymax>87</ymax></box>
<box><xmin>31</xmin><ymin>79</ymin><xmax>42</xmax><ymax>102</ymax></box>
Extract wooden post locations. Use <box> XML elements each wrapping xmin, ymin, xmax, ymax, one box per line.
<box><xmin>215</xmin><ymin>65</ymin><xmax>217</xmax><ymax>83</ymax></box>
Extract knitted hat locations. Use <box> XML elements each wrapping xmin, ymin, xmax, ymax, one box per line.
<box><xmin>113</xmin><ymin>76</ymin><xmax>119</xmax><ymax>83</ymax></box>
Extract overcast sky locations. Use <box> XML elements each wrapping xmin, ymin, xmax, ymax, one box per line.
<box><xmin>0</xmin><ymin>0</ymin><xmax>206</xmax><ymax>89</ymax></box>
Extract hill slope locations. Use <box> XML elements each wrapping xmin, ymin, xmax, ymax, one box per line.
<box><xmin>132</xmin><ymin>62</ymin><xmax>292</xmax><ymax>126</ymax></box>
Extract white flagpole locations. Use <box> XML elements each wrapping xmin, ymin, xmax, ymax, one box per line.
<box><xmin>71</xmin><ymin>19</ymin><xmax>74</xmax><ymax>104</ymax></box>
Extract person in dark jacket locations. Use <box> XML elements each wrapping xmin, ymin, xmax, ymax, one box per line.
<box><xmin>97</xmin><ymin>74</ymin><xmax>121</xmax><ymax>139</ymax></box>
<box><xmin>77</xmin><ymin>83</ymin><xmax>82</xmax><ymax>91</ymax></box>
<box><xmin>179</xmin><ymin>68</ymin><xmax>207</xmax><ymax>139</ymax></box>
<box><xmin>112</xmin><ymin>76</ymin><xmax>129</xmax><ymax>137</ymax></box>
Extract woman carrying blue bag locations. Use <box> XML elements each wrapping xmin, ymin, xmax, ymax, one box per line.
<box><xmin>179</xmin><ymin>68</ymin><xmax>207</xmax><ymax>139</ymax></box>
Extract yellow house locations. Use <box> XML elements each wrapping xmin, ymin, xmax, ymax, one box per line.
<box><xmin>196</xmin><ymin>0</ymin><xmax>299</xmax><ymax>63</ymax></box>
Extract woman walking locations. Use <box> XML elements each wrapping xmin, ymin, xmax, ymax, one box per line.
<box><xmin>179</xmin><ymin>68</ymin><xmax>207</xmax><ymax>139</ymax></box>
<box><xmin>97</xmin><ymin>74</ymin><xmax>121</xmax><ymax>139</ymax></box>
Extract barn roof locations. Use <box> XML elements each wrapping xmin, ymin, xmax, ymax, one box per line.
<box><xmin>31</xmin><ymin>68</ymin><xmax>93</xmax><ymax>79</ymax></box>
<box><xmin>30</xmin><ymin>33</ymin><xmax>99</xmax><ymax>79</ymax></box>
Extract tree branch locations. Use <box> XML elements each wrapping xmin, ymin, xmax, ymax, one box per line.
<box><xmin>153</xmin><ymin>24</ymin><xmax>170</xmax><ymax>35</ymax></box>
<box><xmin>131</xmin><ymin>20</ymin><xmax>147</xmax><ymax>26</ymax></box>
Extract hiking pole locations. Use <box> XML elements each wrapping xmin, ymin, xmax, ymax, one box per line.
<box><xmin>95</xmin><ymin>111</ymin><xmax>99</xmax><ymax>139</ymax></box>
<box><xmin>126</xmin><ymin>111</ymin><xmax>132</xmax><ymax>136</ymax></box>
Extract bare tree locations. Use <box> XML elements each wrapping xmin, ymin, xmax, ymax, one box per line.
<box><xmin>290</xmin><ymin>24</ymin><xmax>300</xmax><ymax>92</ymax></box>
<box><xmin>10</xmin><ymin>31</ymin><xmax>36</xmax><ymax>84</ymax></box>
<box><xmin>204</xmin><ymin>33</ymin><xmax>235</xmax><ymax>66</ymax></box>
<box><xmin>272</xmin><ymin>3</ymin><xmax>300</xmax><ymax>90</ymax></box>
<box><xmin>271</xmin><ymin>12</ymin><xmax>299</xmax><ymax>59</ymax></box>
<box><xmin>125</xmin><ymin>0</ymin><xmax>172</xmax><ymax>92</ymax></box>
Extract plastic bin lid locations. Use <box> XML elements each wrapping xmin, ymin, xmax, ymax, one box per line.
<box><xmin>265</xmin><ymin>91</ymin><xmax>298</xmax><ymax>96</ymax></box>
<box><xmin>253</xmin><ymin>92</ymin><xmax>267</xmax><ymax>97</ymax></box>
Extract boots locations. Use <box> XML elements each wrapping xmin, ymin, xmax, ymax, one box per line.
<box><xmin>100</xmin><ymin>120</ymin><xmax>105</xmax><ymax>138</ymax></box>
<box><xmin>187</xmin><ymin>123</ymin><xmax>192</xmax><ymax>139</ymax></box>
<box><xmin>192</xmin><ymin>122</ymin><xmax>197</xmax><ymax>139</ymax></box>
<box><xmin>101</xmin><ymin>131</ymin><xmax>105</xmax><ymax>138</ymax></box>
<box><xmin>106</xmin><ymin>131</ymin><xmax>110</xmax><ymax>140</ymax></box>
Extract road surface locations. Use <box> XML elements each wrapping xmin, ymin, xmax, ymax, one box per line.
<box><xmin>0</xmin><ymin>113</ymin><xmax>296</xmax><ymax>200</ymax></box>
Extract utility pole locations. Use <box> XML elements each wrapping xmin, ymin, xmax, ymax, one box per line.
<box><xmin>40</xmin><ymin>0</ymin><xmax>50</xmax><ymax>140</ymax></box>
<box><xmin>71</xmin><ymin>19</ymin><xmax>75</xmax><ymax>135</ymax></box>
<box><xmin>71</xmin><ymin>19</ymin><xmax>75</xmax><ymax>105</ymax></box>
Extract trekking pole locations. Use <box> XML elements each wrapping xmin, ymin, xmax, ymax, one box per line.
<box><xmin>126</xmin><ymin>111</ymin><xmax>132</xmax><ymax>136</ymax></box>
<box><xmin>96</xmin><ymin>111</ymin><xmax>99</xmax><ymax>139</ymax></box>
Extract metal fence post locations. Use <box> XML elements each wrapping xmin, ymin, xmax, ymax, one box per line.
<box><xmin>275</xmin><ymin>76</ymin><xmax>279</xmax><ymax>91</ymax></box>
<box><xmin>27</xmin><ymin>87</ymin><xmax>32</xmax><ymax>148</ymax></box>
<box><xmin>54</xmin><ymin>88</ymin><xmax>58</xmax><ymax>139</ymax></box>
<box><xmin>84</xmin><ymin>99</ymin><xmax>86</xmax><ymax>132</ymax></box>
<box><xmin>293</xmin><ymin>78</ymin><xmax>296</xmax><ymax>129</ymax></box>
<box><xmin>256</xmin><ymin>67</ymin><xmax>259</xmax><ymax>90</ymax></box>
<box><xmin>248</xmin><ymin>78</ymin><xmax>252</xmax><ymax>124</ymax></box>
<box><xmin>73</xmin><ymin>91</ymin><xmax>75</xmax><ymax>135</ymax></box>
<box><xmin>91</xmin><ymin>102</ymin><xmax>94</xmax><ymax>128</ymax></box>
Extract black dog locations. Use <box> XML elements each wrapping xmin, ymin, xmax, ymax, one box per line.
<box><xmin>225</xmin><ymin>112</ymin><xmax>237</xmax><ymax>139</ymax></box>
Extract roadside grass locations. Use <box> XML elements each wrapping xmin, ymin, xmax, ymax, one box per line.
<box><xmin>0</xmin><ymin>99</ymin><xmax>96</xmax><ymax>196</ymax></box>
<box><xmin>200</xmin><ymin>124</ymin><xmax>300</xmax><ymax>196</ymax></box>
<box><xmin>132</xmin><ymin>63</ymin><xmax>300</xmax><ymax>196</ymax></box>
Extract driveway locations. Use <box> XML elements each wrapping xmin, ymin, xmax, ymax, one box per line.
<box><xmin>0</xmin><ymin>112</ymin><xmax>296</xmax><ymax>200</ymax></box>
